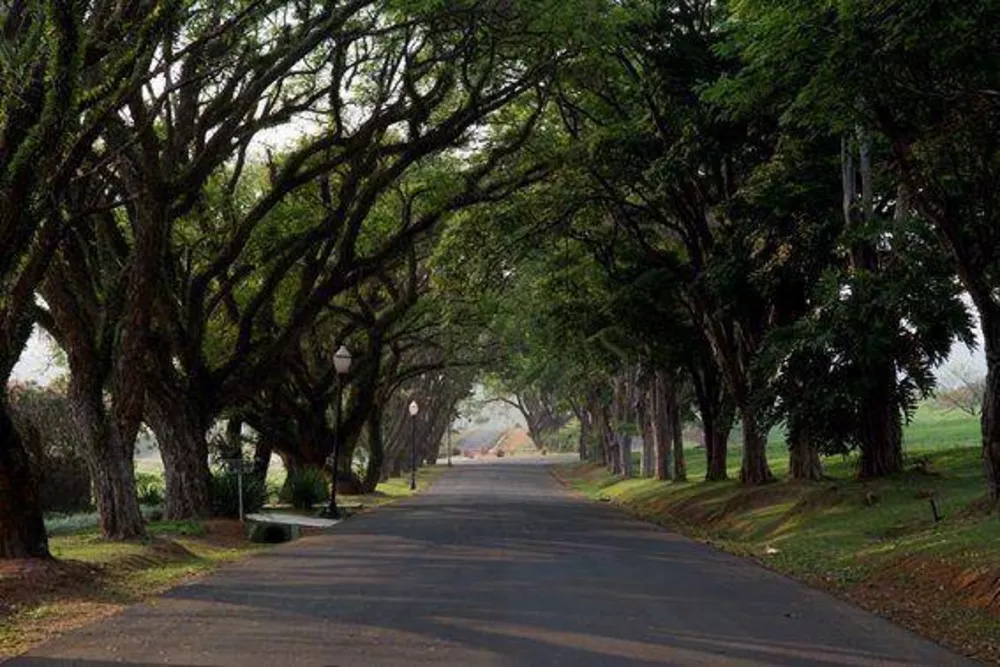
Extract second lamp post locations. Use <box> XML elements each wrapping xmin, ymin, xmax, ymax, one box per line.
<box><xmin>408</xmin><ymin>400</ymin><xmax>419</xmax><ymax>490</ymax></box>
<box><xmin>323</xmin><ymin>344</ymin><xmax>352</xmax><ymax>519</ymax></box>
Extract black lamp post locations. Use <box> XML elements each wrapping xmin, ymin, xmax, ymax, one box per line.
<box><xmin>408</xmin><ymin>399</ymin><xmax>419</xmax><ymax>490</ymax></box>
<box><xmin>323</xmin><ymin>344</ymin><xmax>352</xmax><ymax>519</ymax></box>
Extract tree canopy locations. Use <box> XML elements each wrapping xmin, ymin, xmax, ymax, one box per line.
<box><xmin>2</xmin><ymin>0</ymin><xmax>999</xmax><ymax>560</ymax></box>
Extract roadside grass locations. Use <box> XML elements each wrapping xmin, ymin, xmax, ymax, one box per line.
<box><xmin>261</xmin><ymin>463</ymin><xmax>448</xmax><ymax>515</ymax></box>
<box><xmin>0</xmin><ymin>519</ymin><xmax>265</xmax><ymax>658</ymax></box>
<box><xmin>3</xmin><ymin>463</ymin><xmax>451</xmax><ymax>659</ymax></box>
<box><xmin>364</xmin><ymin>465</ymin><xmax>448</xmax><ymax>505</ymax></box>
<box><xmin>559</xmin><ymin>402</ymin><xmax>1000</xmax><ymax>663</ymax></box>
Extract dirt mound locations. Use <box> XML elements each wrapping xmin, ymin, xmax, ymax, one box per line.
<box><xmin>200</xmin><ymin>519</ymin><xmax>251</xmax><ymax>547</ymax></box>
<box><xmin>955</xmin><ymin>566</ymin><xmax>1000</xmax><ymax>612</ymax></box>
<box><xmin>845</xmin><ymin>555</ymin><xmax>1000</xmax><ymax>663</ymax></box>
<box><xmin>490</xmin><ymin>429</ymin><xmax>538</xmax><ymax>456</ymax></box>
<box><xmin>0</xmin><ymin>559</ymin><xmax>100</xmax><ymax>619</ymax></box>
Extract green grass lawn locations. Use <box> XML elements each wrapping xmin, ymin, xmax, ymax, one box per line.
<box><xmin>561</xmin><ymin>402</ymin><xmax>999</xmax><ymax>663</ymax></box>
<box><xmin>632</xmin><ymin>401</ymin><xmax>983</xmax><ymax>481</ymax></box>
<box><xmin>8</xmin><ymin>463</ymin><xmax>452</xmax><ymax>660</ymax></box>
<box><xmin>1</xmin><ymin>520</ymin><xmax>266</xmax><ymax>658</ymax></box>
<box><xmin>263</xmin><ymin>464</ymin><xmax>448</xmax><ymax>515</ymax></box>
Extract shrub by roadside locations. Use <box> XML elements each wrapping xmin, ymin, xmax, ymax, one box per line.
<box><xmin>280</xmin><ymin>467</ymin><xmax>329</xmax><ymax>510</ymax></box>
<box><xmin>210</xmin><ymin>464</ymin><xmax>268</xmax><ymax>517</ymax></box>
<box><xmin>135</xmin><ymin>472</ymin><xmax>165</xmax><ymax>507</ymax></box>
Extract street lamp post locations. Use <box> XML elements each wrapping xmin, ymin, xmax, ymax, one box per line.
<box><xmin>408</xmin><ymin>400</ymin><xmax>419</xmax><ymax>490</ymax></box>
<box><xmin>323</xmin><ymin>345</ymin><xmax>352</xmax><ymax>519</ymax></box>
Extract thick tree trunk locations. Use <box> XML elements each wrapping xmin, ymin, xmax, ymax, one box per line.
<box><xmin>578</xmin><ymin>412</ymin><xmax>590</xmax><ymax>461</ymax></box>
<box><xmin>788</xmin><ymin>423</ymin><xmax>823</xmax><ymax>481</ymax></box>
<box><xmin>363</xmin><ymin>407</ymin><xmax>384</xmax><ymax>493</ymax></box>
<box><xmin>276</xmin><ymin>450</ymin><xmax>302</xmax><ymax>499</ymax></box>
<box><xmin>664</xmin><ymin>380</ymin><xmax>686</xmax><ymax>482</ymax></box>
<box><xmin>571</xmin><ymin>400</ymin><xmax>591</xmax><ymax>462</ymax></box>
<box><xmin>517</xmin><ymin>393</ymin><xmax>570</xmax><ymax>450</ymax></box>
<box><xmin>844</xmin><ymin>133</ymin><xmax>903</xmax><ymax>480</ymax></box>
<box><xmin>0</xmin><ymin>401</ymin><xmax>49</xmax><ymax>559</ymax></box>
<box><xmin>739</xmin><ymin>407</ymin><xmax>773</xmax><ymax>484</ymax></box>
<box><xmin>619</xmin><ymin>432</ymin><xmax>632</xmax><ymax>478</ymax></box>
<box><xmin>145</xmin><ymin>396</ymin><xmax>212</xmax><ymax>520</ymax></box>
<box><xmin>639</xmin><ymin>398</ymin><xmax>654</xmax><ymax>478</ymax></box>
<box><xmin>982</xmin><ymin>313</ymin><xmax>1000</xmax><ymax>506</ymax></box>
<box><xmin>857</xmin><ymin>360</ymin><xmax>903</xmax><ymax>478</ymax></box>
<box><xmin>70</xmin><ymin>376</ymin><xmax>147</xmax><ymax>540</ymax></box>
<box><xmin>251</xmin><ymin>438</ymin><xmax>272</xmax><ymax>481</ymax></box>
<box><xmin>651</xmin><ymin>371</ymin><xmax>673</xmax><ymax>481</ymax></box>
<box><xmin>694</xmin><ymin>371</ymin><xmax>732</xmax><ymax>482</ymax></box>
<box><xmin>221</xmin><ymin>419</ymin><xmax>242</xmax><ymax>460</ymax></box>
<box><xmin>704</xmin><ymin>402</ymin><xmax>733</xmax><ymax>482</ymax></box>
<box><xmin>592</xmin><ymin>399</ymin><xmax>612</xmax><ymax>470</ymax></box>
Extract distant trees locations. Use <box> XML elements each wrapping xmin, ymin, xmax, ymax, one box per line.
<box><xmin>936</xmin><ymin>364</ymin><xmax>986</xmax><ymax>418</ymax></box>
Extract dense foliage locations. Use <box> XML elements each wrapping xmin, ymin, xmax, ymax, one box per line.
<box><xmin>2</xmin><ymin>0</ymin><xmax>998</xmax><ymax>560</ymax></box>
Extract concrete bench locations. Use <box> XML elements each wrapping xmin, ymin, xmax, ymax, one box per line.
<box><xmin>244</xmin><ymin>512</ymin><xmax>341</xmax><ymax>543</ymax></box>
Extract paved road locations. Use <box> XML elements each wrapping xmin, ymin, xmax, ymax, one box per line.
<box><xmin>12</xmin><ymin>459</ymin><xmax>973</xmax><ymax>666</ymax></box>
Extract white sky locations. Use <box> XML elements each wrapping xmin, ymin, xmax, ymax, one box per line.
<box><xmin>12</xmin><ymin>321</ymin><xmax>988</xmax><ymax>390</ymax></box>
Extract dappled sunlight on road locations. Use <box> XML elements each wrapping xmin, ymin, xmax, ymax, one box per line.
<box><xmin>13</xmin><ymin>460</ymin><xmax>971</xmax><ymax>666</ymax></box>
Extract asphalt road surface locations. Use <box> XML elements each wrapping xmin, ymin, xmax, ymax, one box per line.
<box><xmin>11</xmin><ymin>458</ymin><xmax>974</xmax><ymax>666</ymax></box>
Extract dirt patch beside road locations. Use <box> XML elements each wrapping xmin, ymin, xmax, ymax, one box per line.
<box><xmin>0</xmin><ymin>520</ymin><xmax>264</xmax><ymax>659</ymax></box>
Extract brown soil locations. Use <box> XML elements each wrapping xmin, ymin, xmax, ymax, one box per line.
<box><xmin>491</xmin><ymin>429</ymin><xmax>536</xmax><ymax>456</ymax></box>
<box><xmin>839</xmin><ymin>555</ymin><xmax>1000</xmax><ymax>664</ymax></box>
<box><xmin>200</xmin><ymin>519</ymin><xmax>253</xmax><ymax>547</ymax></box>
<box><xmin>553</xmin><ymin>464</ymin><xmax>1000</xmax><ymax>664</ymax></box>
<box><xmin>856</xmin><ymin>555</ymin><xmax>1000</xmax><ymax>614</ymax></box>
<box><xmin>0</xmin><ymin>519</ymin><xmax>257</xmax><ymax>659</ymax></box>
<box><xmin>0</xmin><ymin>558</ymin><xmax>101</xmax><ymax>619</ymax></box>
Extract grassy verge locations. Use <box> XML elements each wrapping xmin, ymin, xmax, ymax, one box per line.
<box><xmin>1</xmin><ymin>463</ymin><xmax>450</xmax><ymax>658</ymax></box>
<box><xmin>0</xmin><ymin>519</ymin><xmax>264</xmax><ymax>658</ymax></box>
<box><xmin>556</xmin><ymin>405</ymin><xmax>1000</xmax><ymax>663</ymax></box>
<box><xmin>364</xmin><ymin>464</ymin><xmax>448</xmax><ymax>505</ymax></box>
<box><xmin>262</xmin><ymin>463</ymin><xmax>449</xmax><ymax>515</ymax></box>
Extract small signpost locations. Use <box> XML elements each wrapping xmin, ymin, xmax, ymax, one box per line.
<box><xmin>220</xmin><ymin>457</ymin><xmax>246</xmax><ymax>522</ymax></box>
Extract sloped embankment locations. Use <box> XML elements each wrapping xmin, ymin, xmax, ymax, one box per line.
<box><xmin>553</xmin><ymin>461</ymin><xmax>1000</xmax><ymax>663</ymax></box>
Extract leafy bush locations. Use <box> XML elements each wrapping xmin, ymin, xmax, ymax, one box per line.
<box><xmin>210</xmin><ymin>465</ymin><xmax>267</xmax><ymax>518</ymax></box>
<box><xmin>280</xmin><ymin>467</ymin><xmax>329</xmax><ymax>510</ymax></box>
<box><xmin>135</xmin><ymin>471</ymin><xmax>165</xmax><ymax>506</ymax></box>
<box><xmin>541</xmin><ymin>420</ymin><xmax>581</xmax><ymax>453</ymax></box>
<box><xmin>10</xmin><ymin>383</ymin><xmax>92</xmax><ymax>514</ymax></box>
<box><xmin>266</xmin><ymin>479</ymin><xmax>283</xmax><ymax>505</ymax></box>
